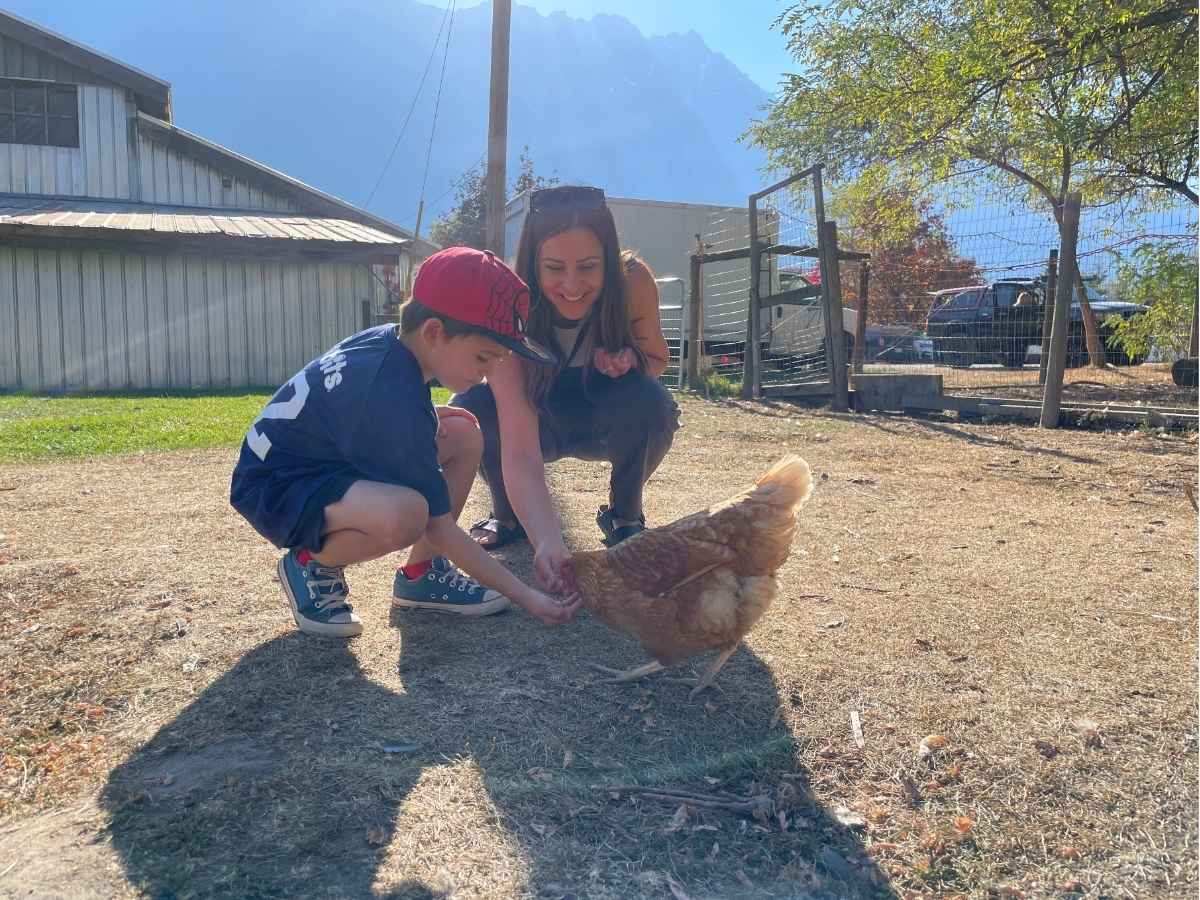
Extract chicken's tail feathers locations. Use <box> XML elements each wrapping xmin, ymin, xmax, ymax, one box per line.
<box><xmin>754</xmin><ymin>455</ymin><xmax>814</xmax><ymax>510</ymax></box>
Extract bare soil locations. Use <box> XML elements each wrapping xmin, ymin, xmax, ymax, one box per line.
<box><xmin>1</xmin><ymin>395</ymin><xmax>1196</xmax><ymax>899</ymax></box>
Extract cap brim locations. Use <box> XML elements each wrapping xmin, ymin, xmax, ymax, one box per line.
<box><xmin>493</xmin><ymin>333</ymin><xmax>557</xmax><ymax>365</ymax></box>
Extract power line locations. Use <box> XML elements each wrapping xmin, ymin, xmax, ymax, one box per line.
<box><xmin>363</xmin><ymin>1</ymin><xmax>454</xmax><ymax>210</ymax></box>
<box><xmin>416</xmin><ymin>0</ymin><xmax>457</xmax><ymax>221</ymax></box>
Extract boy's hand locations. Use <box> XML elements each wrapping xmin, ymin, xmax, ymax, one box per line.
<box><xmin>518</xmin><ymin>587</ymin><xmax>582</xmax><ymax>626</ymax></box>
<box><xmin>434</xmin><ymin>405</ymin><xmax>479</xmax><ymax>439</ymax></box>
<box><xmin>592</xmin><ymin>347</ymin><xmax>636</xmax><ymax>379</ymax></box>
<box><xmin>533</xmin><ymin>538</ymin><xmax>578</xmax><ymax>600</ymax></box>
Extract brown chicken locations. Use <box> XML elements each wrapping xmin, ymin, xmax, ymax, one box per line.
<box><xmin>570</xmin><ymin>455</ymin><xmax>813</xmax><ymax>695</ymax></box>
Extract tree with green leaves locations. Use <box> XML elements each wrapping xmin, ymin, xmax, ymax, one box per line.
<box><xmin>750</xmin><ymin>0</ymin><xmax>1198</xmax><ymax>367</ymax></box>
<box><xmin>1104</xmin><ymin>243</ymin><xmax>1198</xmax><ymax>360</ymax></box>
<box><xmin>429</xmin><ymin>147</ymin><xmax>558</xmax><ymax>251</ymax></box>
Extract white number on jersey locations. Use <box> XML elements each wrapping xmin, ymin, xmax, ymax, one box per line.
<box><xmin>246</xmin><ymin>371</ymin><xmax>311</xmax><ymax>461</ymax></box>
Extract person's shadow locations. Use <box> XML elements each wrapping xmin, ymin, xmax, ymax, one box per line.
<box><xmin>101</xmin><ymin>593</ymin><xmax>893</xmax><ymax>898</ymax></box>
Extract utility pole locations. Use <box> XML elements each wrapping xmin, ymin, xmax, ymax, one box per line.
<box><xmin>485</xmin><ymin>0</ymin><xmax>512</xmax><ymax>257</ymax></box>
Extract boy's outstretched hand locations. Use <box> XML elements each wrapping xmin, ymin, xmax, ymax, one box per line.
<box><xmin>518</xmin><ymin>588</ymin><xmax>582</xmax><ymax>626</ymax></box>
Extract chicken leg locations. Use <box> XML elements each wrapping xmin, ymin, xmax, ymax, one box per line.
<box><xmin>689</xmin><ymin>645</ymin><xmax>739</xmax><ymax>697</ymax></box>
<box><xmin>589</xmin><ymin>660</ymin><xmax>665</xmax><ymax>684</ymax></box>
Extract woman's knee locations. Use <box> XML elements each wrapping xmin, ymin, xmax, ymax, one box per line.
<box><xmin>450</xmin><ymin>383</ymin><xmax>497</xmax><ymax>424</ymax></box>
<box><xmin>611</xmin><ymin>374</ymin><xmax>680</xmax><ymax>434</ymax></box>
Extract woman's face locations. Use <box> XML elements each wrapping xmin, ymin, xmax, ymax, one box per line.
<box><xmin>536</xmin><ymin>227</ymin><xmax>605</xmax><ymax>322</ymax></box>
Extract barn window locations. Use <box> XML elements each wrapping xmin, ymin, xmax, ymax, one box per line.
<box><xmin>0</xmin><ymin>79</ymin><xmax>79</xmax><ymax>148</ymax></box>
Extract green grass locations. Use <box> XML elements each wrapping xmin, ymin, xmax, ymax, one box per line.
<box><xmin>0</xmin><ymin>388</ymin><xmax>453</xmax><ymax>463</ymax></box>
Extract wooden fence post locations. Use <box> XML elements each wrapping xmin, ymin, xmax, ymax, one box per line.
<box><xmin>853</xmin><ymin>261</ymin><xmax>869</xmax><ymax>374</ymax></box>
<box><xmin>819</xmin><ymin>220</ymin><xmax>850</xmax><ymax>412</ymax></box>
<box><xmin>687</xmin><ymin>241</ymin><xmax>703</xmax><ymax>388</ymax></box>
<box><xmin>1040</xmin><ymin>193</ymin><xmax>1081</xmax><ymax>428</ymax></box>
<box><xmin>742</xmin><ymin>194</ymin><xmax>762</xmax><ymax>399</ymax></box>
<box><xmin>1038</xmin><ymin>249</ymin><xmax>1058</xmax><ymax>385</ymax></box>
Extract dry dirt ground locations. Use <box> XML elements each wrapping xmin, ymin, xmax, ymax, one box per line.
<box><xmin>0</xmin><ymin>395</ymin><xmax>1196</xmax><ymax>900</ymax></box>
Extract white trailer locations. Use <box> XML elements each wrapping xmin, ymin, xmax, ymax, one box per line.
<box><xmin>504</xmin><ymin>193</ymin><xmax>855</xmax><ymax>361</ymax></box>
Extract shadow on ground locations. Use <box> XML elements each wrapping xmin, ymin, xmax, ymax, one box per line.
<box><xmin>102</xmin><ymin>606</ymin><xmax>893</xmax><ymax>898</ymax></box>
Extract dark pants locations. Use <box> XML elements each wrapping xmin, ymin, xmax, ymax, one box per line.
<box><xmin>450</xmin><ymin>369</ymin><xmax>680</xmax><ymax>525</ymax></box>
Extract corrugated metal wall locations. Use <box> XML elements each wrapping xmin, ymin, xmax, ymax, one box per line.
<box><xmin>134</xmin><ymin>134</ymin><xmax>301</xmax><ymax>211</ymax></box>
<box><xmin>0</xmin><ymin>84</ymin><xmax>136</xmax><ymax>199</ymax></box>
<box><xmin>0</xmin><ymin>32</ymin><xmax>113</xmax><ymax>84</ymax></box>
<box><xmin>0</xmin><ymin>30</ymin><xmax>300</xmax><ymax>210</ymax></box>
<box><xmin>0</xmin><ymin>245</ymin><xmax>393</xmax><ymax>392</ymax></box>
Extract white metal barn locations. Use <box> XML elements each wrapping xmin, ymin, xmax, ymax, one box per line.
<box><xmin>0</xmin><ymin>11</ymin><xmax>433</xmax><ymax>393</ymax></box>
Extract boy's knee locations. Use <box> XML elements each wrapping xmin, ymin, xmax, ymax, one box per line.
<box><xmin>383</xmin><ymin>495</ymin><xmax>429</xmax><ymax>550</ymax></box>
<box><xmin>440</xmin><ymin>415</ymin><xmax>483</xmax><ymax>464</ymax></box>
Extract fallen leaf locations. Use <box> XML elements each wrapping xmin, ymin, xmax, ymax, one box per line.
<box><xmin>1075</xmin><ymin>719</ymin><xmax>1104</xmax><ymax>748</ymax></box>
<box><xmin>953</xmin><ymin>816</ymin><xmax>974</xmax><ymax>834</ymax></box>
<box><xmin>366</xmin><ymin>825</ymin><xmax>387</xmax><ymax>846</ymax></box>
<box><xmin>665</xmin><ymin>873</ymin><xmax>692</xmax><ymax>900</ymax></box>
<box><xmin>822</xmin><ymin>617</ymin><xmax>846</xmax><ymax>629</ymax></box>
<box><xmin>833</xmin><ymin>806</ymin><xmax>867</xmax><ymax>829</ymax></box>
<box><xmin>562</xmin><ymin>749</ymin><xmax>574</xmax><ymax>769</ymax></box>
<box><xmin>1031</xmin><ymin>739</ymin><xmax>1060</xmax><ymax>759</ymax></box>
<box><xmin>867</xmin><ymin>807</ymin><xmax>891</xmax><ymax>824</ymax></box>
<box><xmin>1059</xmin><ymin>846</ymin><xmax>1081</xmax><ymax>861</ymax></box>
<box><xmin>735</xmin><ymin>869</ymin><xmax>754</xmax><ymax>888</ymax></box>
<box><xmin>1060</xmin><ymin>879</ymin><xmax>1085</xmax><ymax>893</ymax></box>
<box><xmin>777</xmin><ymin>810</ymin><xmax>789</xmax><ymax>831</ymax></box>
<box><xmin>919</xmin><ymin>734</ymin><xmax>949</xmax><ymax>757</ymax></box>
<box><xmin>665</xmin><ymin>803</ymin><xmax>690</xmax><ymax>833</ymax></box>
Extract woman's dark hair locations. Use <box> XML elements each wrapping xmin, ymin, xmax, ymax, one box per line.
<box><xmin>398</xmin><ymin>299</ymin><xmax>478</xmax><ymax>338</ymax></box>
<box><xmin>514</xmin><ymin>185</ymin><xmax>646</xmax><ymax>406</ymax></box>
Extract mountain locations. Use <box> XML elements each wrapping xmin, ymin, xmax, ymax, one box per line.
<box><xmin>8</xmin><ymin>1</ymin><xmax>775</xmax><ymax>227</ymax></box>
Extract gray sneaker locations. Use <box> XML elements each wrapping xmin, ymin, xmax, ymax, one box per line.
<box><xmin>277</xmin><ymin>549</ymin><xmax>363</xmax><ymax>637</ymax></box>
<box><xmin>392</xmin><ymin>557</ymin><xmax>509</xmax><ymax>616</ymax></box>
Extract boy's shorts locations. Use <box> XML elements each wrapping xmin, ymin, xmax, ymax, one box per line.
<box><xmin>287</xmin><ymin>473</ymin><xmax>359</xmax><ymax>553</ymax></box>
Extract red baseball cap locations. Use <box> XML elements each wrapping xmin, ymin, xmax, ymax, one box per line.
<box><xmin>412</xmin><ymin>247</ymin><xmax>554</xmax><ymax>364</ymax></box>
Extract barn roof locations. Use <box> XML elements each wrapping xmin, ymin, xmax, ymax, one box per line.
<box><xmin>0</xmin><ymin>195</ymin><xmax>409</xmax><ymax>260</ymax></box>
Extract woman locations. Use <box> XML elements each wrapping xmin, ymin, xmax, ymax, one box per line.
<box><xmin>450</xmin><ymin>185</ymin><xmax>680</xmax><ymax>594</ymax></box>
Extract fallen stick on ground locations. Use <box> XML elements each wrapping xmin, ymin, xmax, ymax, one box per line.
<box><xmin>602</xmin><ymin>785</ymin><xmax>769</xmax><ymax>814</ymax></box>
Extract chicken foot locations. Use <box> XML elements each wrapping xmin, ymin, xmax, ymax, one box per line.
<box><xmin>589</xmin><ymin>660</ymin><xmax>666</xmax><ymax>684</ymax></box>
<box><xmin>689</xmin><ymin>645</ymin><xmax>739</xmax><ymax>697</ymax></box>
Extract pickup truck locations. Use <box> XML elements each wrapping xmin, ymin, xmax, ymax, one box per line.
<box><xmin>925</xmin><ymin>279</ymin><xmax>1147</xmax><ymax>368</ymax></box>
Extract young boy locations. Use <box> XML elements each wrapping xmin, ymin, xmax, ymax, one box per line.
<box><xmin>230</xmin><ymin>246</ymin><xmax>578</xmax><ymax>637</ymax></box>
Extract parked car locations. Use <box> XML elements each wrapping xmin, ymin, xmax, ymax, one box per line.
<box><xmin>925</xmin><ymin>279</ymin><xmax>1147</xmax><ymax>368</ymax></box>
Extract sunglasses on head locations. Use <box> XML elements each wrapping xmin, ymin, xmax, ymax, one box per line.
<box><xmin>530</xmin><ymin>185</ymin><xmax>606</xmax><ymax>214</ymax></box>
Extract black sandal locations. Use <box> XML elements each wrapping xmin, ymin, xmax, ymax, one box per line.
<box><xmin>596</xmin><ymin>505</ymin><xmax>646</xmax><ymax>548</ymax></box>
<box><xmin>470</xmin><ymin>516</ymin><xmax>527</xmax><ymax>550</ymax></box>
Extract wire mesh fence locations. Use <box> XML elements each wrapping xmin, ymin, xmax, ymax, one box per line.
<box><xmin>825</xmin><ymin>175</ymin><xmax>1198</xmax><ymax>412</ymax></box>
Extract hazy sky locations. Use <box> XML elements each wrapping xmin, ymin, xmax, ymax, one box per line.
<box><xmin>518</xmin><ymin>0</ymin><xmax>797</xmax><ymax>92</ymax></box>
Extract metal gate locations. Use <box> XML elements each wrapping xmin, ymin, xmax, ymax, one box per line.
<box><xmin>683</xmin><ymin>163</ymin><xmax>860</xmax><ymax>409</ymax></box>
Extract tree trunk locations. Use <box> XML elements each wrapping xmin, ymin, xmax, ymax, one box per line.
<box><xmin>1072</xmin><ymin>266</ymin><xmax>1108</xmax><ymax>367</ymax></box>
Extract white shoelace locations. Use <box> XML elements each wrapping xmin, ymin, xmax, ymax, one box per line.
<box><xmin>436</xmin><ymin>568</ymin><xmax>481</xmax><ymax>594</ymax></box>
<box><xmin>308</xmin><ymin>564</ymin><xmax>349</xmax><ymax>608</ymax></box>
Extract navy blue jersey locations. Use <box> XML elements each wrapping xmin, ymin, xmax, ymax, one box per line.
<box><xmin>230</xmin><ymin>325</ymin><xmax>450</xmax><ymax>549</ymax></box>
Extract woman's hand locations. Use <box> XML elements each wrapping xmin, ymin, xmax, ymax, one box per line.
<box><xmin>533</xmin><ymin>536</ymin><xmax>579</xmax><ymax>601</ymax></box>
<box><xmin>434</xmin><ymin>405</ymin><xmax>479</xmax><ymax>439</ymax></box>
<box><xmin>593</xmin><ymin>346</ymin><xmax>637</xmax><ymax>379</ymax></box>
